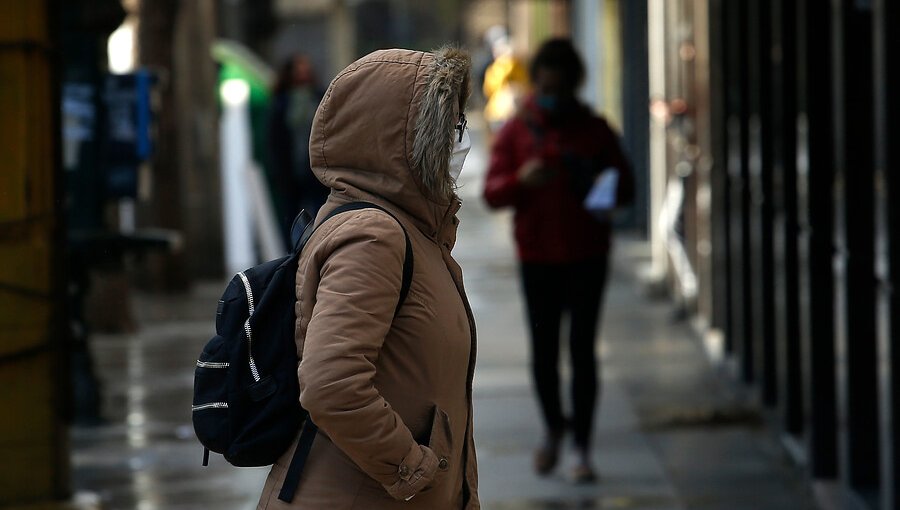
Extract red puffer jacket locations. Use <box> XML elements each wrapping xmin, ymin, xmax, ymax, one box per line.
<box><xmin>483</xmin><ymin>97</ymin><xmax>634</xmax><ymax>263</ymax></box>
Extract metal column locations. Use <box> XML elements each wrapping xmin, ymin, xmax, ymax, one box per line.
<box><xmin>770</xmin><ymin>0</ymin><xmax>804</xmax><ymax>439</ymax></box>
<box><xmin>873</xmin><ymin>0</ymin><xmax>900</xmax><ymax>507</ymax></box>
<box><xmin>831</xmin><ymin>0</ymin><xmax>880</xmax><ymax>505</ymax></box>
<box><xmin>796</xmin><ymin>0</ymin><xmax>839</xmax><ymax>482</ymax></box>
<box><xmin>723</xmin><ymin>0</ymin><xmax>754</xmax><ymax>384</ymax></box>
<box><xmin>745</xmin><ymin>0</ymin><xmax>778</xmax><ymax>406</ymax></box>
<box><xmin>707</xmin><ymin>0</ymin><xmax>731</xmax><ymax>350</ymax></box>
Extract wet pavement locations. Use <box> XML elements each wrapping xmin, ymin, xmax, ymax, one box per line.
<box><xmin>70</xmin><ymin>128</ymin><xmax>817</xmax><ymax>509</ymax></box>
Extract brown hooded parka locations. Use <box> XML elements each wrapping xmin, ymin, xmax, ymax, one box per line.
<box><xmin>256</xmin><ymin>48</ymin><xmax>479</xmax><ymax>509</ymax></box>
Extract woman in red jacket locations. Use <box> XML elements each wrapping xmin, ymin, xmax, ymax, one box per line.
<box><xmin>483</xmin><ymin>39</ymin><xmax>633</xmax><ymax>483</ymax></box>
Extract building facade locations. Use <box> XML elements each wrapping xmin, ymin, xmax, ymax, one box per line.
<box><xmin>648</xmin><ymin>0</ymin><xmax>900</xmax><ymax>508</ymax></box>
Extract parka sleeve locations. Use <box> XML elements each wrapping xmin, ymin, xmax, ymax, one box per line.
<box><xmin>483</xmin><ymin>121</ymin><xmax>523</xmax><ymax>209</ymax></box>
<box><xmin>298</xmin><ymin>211</ymin><xmax>439</xmax><ymax>501</ymax></box>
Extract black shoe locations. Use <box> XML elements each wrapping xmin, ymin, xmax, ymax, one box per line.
<box><xmin>571</xmin><ymin>463</ymin><xmax>597</xmax><ymax>484</ymax></box>
<box><xmin>533</xmin><ymin>430</ymin><xmax>564</xmax><ymax>476</ymax></box>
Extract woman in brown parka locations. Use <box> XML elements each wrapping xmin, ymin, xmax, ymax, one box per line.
<box><xmin>256</xmin><ymin>48</ymin><xmax>479</xmax><ymax>509</ymax></box>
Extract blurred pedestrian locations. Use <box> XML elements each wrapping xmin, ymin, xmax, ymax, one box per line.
<box><xmin>257</xmin><ymin>48</ymin><xmax>479</xmax><ymax>509</ymax></box>
<box><xmin>268</xmin><ymin>54</ymin><xmax>330</xmax><ymax>243</ymax></box>
<box><xmin>482</xmin><ymin>30</ymin><xmax>528</xmax><ymax>133</ymax></box>
<box><xmin>483</xmin><ymin>38</ymin><xmax>634</xmax><ymax>483</ymax></box>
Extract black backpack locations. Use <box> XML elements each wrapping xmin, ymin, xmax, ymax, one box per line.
<box><xmin>192</xmin><ymin>202</ymin><xmax>413</xmax><ymax>503</ymax></box>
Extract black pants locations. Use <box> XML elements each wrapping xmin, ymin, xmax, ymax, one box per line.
<box><xmin>521</xmin><ymin>256</ymin><xmax>608</xmax><ymax>448</ymax></box>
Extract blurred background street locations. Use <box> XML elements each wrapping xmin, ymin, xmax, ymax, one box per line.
<box><xmin>69</xmin><ymin>137</ymin><xmax>813</xmax><ymax>508</ymax></box>
<box><xmin>3</xmin><ymin>0</ymin><xmax>900</xmax><ymax>509</ymax></box>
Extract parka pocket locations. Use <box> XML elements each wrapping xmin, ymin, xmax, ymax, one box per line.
<box><xmin>421</xmin><ymin>405</ymin><xmax>453</xmax><ymax>491</ymax></box>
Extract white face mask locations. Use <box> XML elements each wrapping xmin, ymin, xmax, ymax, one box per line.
<box><xmin>449</xmin><ymin>128</ymin><xmax>471</xmax><ymax>181</ymax></box>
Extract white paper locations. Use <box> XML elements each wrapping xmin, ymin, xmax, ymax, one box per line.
<box><xmin>584</xmin><ymin>167</ymin><xmax>619</xmax><ymax>212</ymax></box>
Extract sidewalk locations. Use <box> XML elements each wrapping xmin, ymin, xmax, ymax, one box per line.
<box><xmin>71</xmin><ymin>196</ymin><xmax>816</xmax><ymax>509</ymax></box>
<box><xmin>454</xmin><ymin>194</ymin><xmax>815</xmax><ymax>509</ymax></box>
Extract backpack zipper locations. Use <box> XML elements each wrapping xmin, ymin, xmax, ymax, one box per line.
<box><xmin>196</xmin><ymin>360</ymin><xmax>229</xmax><ymax>369</ymax></box>
<box><xmin>192</xmin><ymin>402</ymin><xmax>228</xmax><ymax>411</ymax></box>
<box><xmin>237</xmin><ymin>272</ymin><xmax>262</xmax><ymax>382</ymax></box>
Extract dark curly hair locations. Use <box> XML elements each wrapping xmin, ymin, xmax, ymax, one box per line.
<box><xmin>529</xmin><ymin>38</ymin><xmax>586</xmax><ymax>93</ymax></box>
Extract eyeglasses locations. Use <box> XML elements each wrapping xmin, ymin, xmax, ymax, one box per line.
<box><xmin>455</xmin><ymin>113</ymin><xmax>467</xmax><ymax>143</ymax></box>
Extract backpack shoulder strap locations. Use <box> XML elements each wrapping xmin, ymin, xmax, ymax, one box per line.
<box><xmin>314</xmin><ymin>202</ymin><xmax>414</xmax><ymax>316</ymax></box>
<box><xmin>276</xmin><ymin>202</ymin><xmax>413</xmax><ymax>503</ymax></box>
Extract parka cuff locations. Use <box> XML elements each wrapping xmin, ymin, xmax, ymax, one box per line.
<box><xmin>383</xmin><ymin>443</ymin><xmax>439</xmax><ymax>501</ymax></box>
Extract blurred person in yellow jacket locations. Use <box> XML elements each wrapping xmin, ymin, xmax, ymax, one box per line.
<box><xmin>482</xmin><ymin>29</ymin><xmax>528</xmax><ymax>133</ymax></box>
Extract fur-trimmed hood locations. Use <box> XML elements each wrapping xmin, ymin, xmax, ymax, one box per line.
<box><xmin>308</xmin><ymin>48</ymin><xmax>471</xmax><ymax>237</ymax></box>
